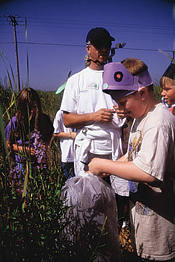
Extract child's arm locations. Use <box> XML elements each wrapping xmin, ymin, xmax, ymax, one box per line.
<box><xmin>117</xmin><ymin>153</ymin><xmax>128</xmax><ymax>161</ymax></box>
<box><xmin>6</xmin><ymin>141</ymin><xmax>35</xmax><ymax>155</ymax></box>
<box><xmin>53</xmin><ymin>131</ymin><xmax>76</xmax><ymax>139</ymax></box>
<box><xmin>88</xmin><ymin>158</ymin><xmax>156</xmax><ymax>183</ymax></box>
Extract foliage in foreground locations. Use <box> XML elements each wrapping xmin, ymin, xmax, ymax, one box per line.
<box><xmin>0</xmin><ymin>140</ymin><xmax>109</xmax><ymax>262</ymax></box>
<box><xmin>0</xmin><ymin>90</ymin><xmax>109</xmax><ymax>261</ymax></box>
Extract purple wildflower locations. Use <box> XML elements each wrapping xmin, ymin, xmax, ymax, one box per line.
<box><xmin>30</xmin><ymin>130</ymin><xmax>48</xmax><ymax>170</ymax></box>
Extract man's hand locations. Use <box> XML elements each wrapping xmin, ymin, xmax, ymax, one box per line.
<box><xmin>93</xmin><ymin>108</ymin><xmax>115</xmax><ymax>123</ymax></box>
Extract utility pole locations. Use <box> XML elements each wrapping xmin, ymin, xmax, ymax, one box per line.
<box><xmin>7</xmin><ymin>15</ymin><xmax>21</xmax><ymax>92</ymax></box>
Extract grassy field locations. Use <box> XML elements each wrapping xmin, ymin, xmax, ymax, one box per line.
<box><xmin>37</xmin><ymin>89</ymin><xmax>63</xmax><ymax>121</ymax></box>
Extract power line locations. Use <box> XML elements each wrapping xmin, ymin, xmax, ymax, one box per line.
<box><xmin>6</xmin><ymin>16</ymin><xmax>174</xmax><ymax>29</ymax></box>
<box><xmin>0</xmin><ymin>16</ymin><xmax>174</xmax><ymax>33</ymax></box>
<box><xmin>0</xmin><ymin>41</ymin><xmax>83</xmax><ymax>47</ymax></box>
<box><xmin>123</xmin><ymin>47</ymin><xmax>174</xmax><ymax>52</ymax></box>
<box><xmin>0</xmin><ymin>40</ymin><xmax>174</xmax><ymax>54</ymax></box>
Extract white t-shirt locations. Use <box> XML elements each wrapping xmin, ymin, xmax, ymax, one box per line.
<box><xmin>53</xmin><ymin>110</ymin><xmax>75</xmax><ymax>163</ymax></box>
<box><xmin>60</xmin><ymin>66</ymin><xmax>124</xmax><ymax>155</ymax></box>
<box><xmin>129</xmin><ymin>103</ymin><xmax>175</xmax><ymax>260</ymax></box>
<box><xmin>60</xmin><ymin>67</ymin><xmax>128</xmax><ymax>195</ymax></box>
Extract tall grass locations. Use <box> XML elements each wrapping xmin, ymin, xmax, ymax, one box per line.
<box><xmin>0</xmin><ymin>84</ymin><xmax>110</xmax><ymax>262</ymax></box>
<box><xmin>0</xmin><ymin>86</ymin><xmax>65</xmax><ymax>261</ymax></box>
<box><xmin>0</xmin><ymin>18</ymin><xmax>114</xmax><ymax>259</ymax></box>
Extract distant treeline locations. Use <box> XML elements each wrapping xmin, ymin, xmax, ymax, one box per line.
<box><xmin>0</xmin><ymin>83</ymin><xmax>161</xmax><ymax>126</ymax></box>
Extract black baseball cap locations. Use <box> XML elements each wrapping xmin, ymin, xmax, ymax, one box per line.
<box><xmin>86</xmin><ymin>27</ymin><xmax>115</xmax><ymax>49</ymax></box>
<box><xmin>162</xmin><ymin>63</ymin><xmax>175</xmax><ymax>80</ymax></box>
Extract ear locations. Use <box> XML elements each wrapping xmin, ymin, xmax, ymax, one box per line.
<box><xmin>138</xmin><ymin>86</ymin><xmax>146</xmax><ymax>96</ymax></box>
<box><xmin>86</xmin><ymin>44</ymin><xmax>90</xmax><ymax>54</ymax></box>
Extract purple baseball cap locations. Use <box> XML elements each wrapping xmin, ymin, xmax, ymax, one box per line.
<box><xmin>102</xmin><ymin>62</ymin><xmax>153</xmax><ymax>100</ymax></box>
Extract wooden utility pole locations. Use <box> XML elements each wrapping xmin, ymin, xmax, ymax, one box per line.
<box><xmin>8</xmin><ymin>15</ymin><xmax>21</xmax><ymax>92</ymax></box>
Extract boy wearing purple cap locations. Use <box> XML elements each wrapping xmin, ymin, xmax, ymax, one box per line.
<box><xmin>88</xmin><ymin>58</ymin><xmax>175</xmax><ymax>261</ymax></box>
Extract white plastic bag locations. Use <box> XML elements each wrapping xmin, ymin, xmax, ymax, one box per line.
<box><xmin>61</xmin><ymin>172</ymin><xmax>121</xmax><ymax>262</ymax></box>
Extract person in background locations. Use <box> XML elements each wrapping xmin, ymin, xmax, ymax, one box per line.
<box><xmin>53</xmin><ymin>109</ymin><xmax>76</xmax><ymax>181</ymax></box>
<box><xmin>88</xmin><ymin>58</ymin><xmax>175</xmax><ymax>262</ymax></box>
<box><xmin>160</xmin><ymin>62</ymin><xmax>175</xmax><ymax>115</ymax></box>
<box><xmin>5</xmin><ymin>87</ymin><xmax>54</xmax><ymax>194</ymax></box>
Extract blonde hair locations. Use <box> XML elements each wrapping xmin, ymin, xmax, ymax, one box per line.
<box><xmin>121</xmin><ymin>57</ymin><xmax>148</xmax><ymax>76</ymax></box>
<box><xmin>160</xmin><ymin>75</ymin><xmax>175</xmax><ymax>88</ymax></box>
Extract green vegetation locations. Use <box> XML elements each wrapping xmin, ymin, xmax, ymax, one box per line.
<box><xmin>0</xmin><ymin>84</ymin><xmax>109</xmax><ymax>261</ymax></box>
<box><xmin>37</xmin><ymin>90</ymin><xmax>62</xmax><ymax>121</ymax></box>
<box><xmin>153</xmin><ymin>84</ymin><xmax>162</xmax><ymax>101</ymax></box>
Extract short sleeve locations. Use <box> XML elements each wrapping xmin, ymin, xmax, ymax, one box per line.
<box><xmin>53</xmin><ymin>110</ymin><xmax>63</xmax><ymax>133</ymax></box>
<box><xmin>60</xmin><ymin>76</ymin><xmax>78</xmax><ymax>113</ymax></box>
<box><xmin>133</xmin><ymin>124</ymin><xmax>170</xmax><ymax>181</ymax></box>
<box><xmin>5</xmin><ymin>116</ymin><xmax>17</xmax><ymax>141</ymax></box>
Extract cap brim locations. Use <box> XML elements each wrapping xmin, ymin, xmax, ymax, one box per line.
<box><xmin>104</xmin><ymin>90</ymin><xmax>136</xmax><ymax>101</ymax></box>
<box><xmin>110</xmin><ymin>36</ymin><xmax>115</xmax><ymax>41</ymax></box>
<box><xmin>93</xmin><ymin>41</ymin><xmax>113</xmax><ymax>49</ymax></box>
<box><xmin>90</xmin><ymin>36</ymin><xmax>115</xmax><ymax>49</ymax></box>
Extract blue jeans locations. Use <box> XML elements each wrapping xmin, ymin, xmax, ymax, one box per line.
<box><xmin>61</xmin><ymin>162</ymin><xmax>75</xmax><ymax>181</ymax></box>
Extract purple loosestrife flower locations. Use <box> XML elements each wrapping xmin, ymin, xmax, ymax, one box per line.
<box><xmin>9</xmin><ymin>130</ymin><xmax>48</xmax><ymax>195</ymax></box>
<box><xmin>10</xmin><ymin>164</ymin><xmax>24</xmax><ymax>195</ymax></box>
<box><xmin>30</xmin><ymin>130</ymin><xmax>48</xmax><ymax>170</ymax></box>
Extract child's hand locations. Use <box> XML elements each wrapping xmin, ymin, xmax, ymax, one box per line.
<box><xmin>27</xmin><ymin>147</ymin><xmax>35</xmax><ymax>156</ymax></box>
<box><xmin>113</xmin><ymin>105</ymin><xmax>126</xmax><ymax>119</ymax></box>
<box><xmin>70</xmin><ymin>132</ymin><xmax>76</xmax><ymax>139</ymax></box>
<box><xmin>88</xmin><ymin>158</ymin><xmax>109</xmax><ymax>177</ymax></box>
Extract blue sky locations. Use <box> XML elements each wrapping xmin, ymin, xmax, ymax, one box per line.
<box><xmin>0</xmin><ymin>0</ymin><xmax>175</xmax><ymax>91</ymax></box>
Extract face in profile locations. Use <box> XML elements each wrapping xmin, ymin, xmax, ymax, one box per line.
<box><xmin>87</xmin><ymin>44</ymin><xmax>111</xmax><ymax>65</ymax></box>
<box><xmin>161</xmin><ymin>78</ymin><xmax>175</xmax><ymax>106</ymax></box>
<box><xmin>117</xmin><ymin>91</ymin><xmax>146</xmax><ymax>119</ymax></box>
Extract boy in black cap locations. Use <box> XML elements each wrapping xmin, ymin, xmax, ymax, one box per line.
<box><xmin>160</xmin><ymin>63</ymin><xmax>175</xmax><ymax>115</ymax></box>
<box><xmin>60</xmin><ymin>27</ymin><xmax>126</xmax><ymax>190</ymax></box>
